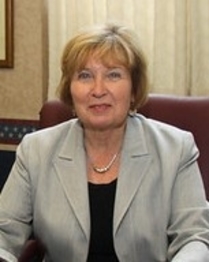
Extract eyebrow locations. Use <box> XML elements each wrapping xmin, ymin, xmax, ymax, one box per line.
<box><xmin>79</xmin><ymin>65</ymin><xmax>126</xmax><ymax>71</ymax></box>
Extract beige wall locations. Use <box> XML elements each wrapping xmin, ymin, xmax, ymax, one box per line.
<box><xmin>0</xmin><ymin>0</ymin><xmax>48</xmax><ymax>120</ymax></box>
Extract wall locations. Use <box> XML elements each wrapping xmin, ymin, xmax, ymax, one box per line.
<box><xmin>0</xmin><ymin>0</ymin><xmax>48</xmax><ymax>186</ymax></box>
<box><xmin>0</xmin><ymin>0</ymin><xmax>48</xmax><ymax>151</ymax></box>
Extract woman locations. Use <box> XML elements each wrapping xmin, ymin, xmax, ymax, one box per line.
<box><xmin>0</xmin><ymin>23</ymin><xmax>209</xmax><ymax>262</ymax></box>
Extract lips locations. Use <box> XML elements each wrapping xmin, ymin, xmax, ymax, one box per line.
<box><xmin>89</xmin><ymin>103</ymin><xmax>111</xmax><ymax>112</ymax></box>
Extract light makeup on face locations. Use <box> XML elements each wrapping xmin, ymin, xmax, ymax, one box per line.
<box><xmin>75</xmin><ymin>66</ymin><xmax>130</xmax><ymax>83</ymax></box>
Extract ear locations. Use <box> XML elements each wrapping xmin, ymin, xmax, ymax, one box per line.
<box><xmin>130</xmin><ymin>95</ymin><xmax>135</xmax><ymax>110</ymax></box>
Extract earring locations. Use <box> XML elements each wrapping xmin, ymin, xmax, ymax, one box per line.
<box><xmin>71</xmin><ymin>108</ymin><xmax>77</xmax><ymax>117</ymax></box>
<box><xmin>129</xmin><ymin>108</ymin><xmax>137</xmax><ymax>117</ymax></box>
<box><xmin>129</xmin><ymin>101</ymin><xmax>137</xmax><ymax>116</ymax></box>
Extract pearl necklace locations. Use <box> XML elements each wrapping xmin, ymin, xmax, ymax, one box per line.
<box><xmin>91</xmin><ymin>153</ymin><xmax>118</xmax><ymax>174</ymax></box>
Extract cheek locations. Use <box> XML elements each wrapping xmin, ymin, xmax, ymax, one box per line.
<box><xmin>117</xmin><ymin>86</ymin><xmax>132</xmax><ymax>107</ymax></box>
<box><xmin>70</xmin><ymin>83</ymin><xmax>85</xmax><ymax>104</ymax></box>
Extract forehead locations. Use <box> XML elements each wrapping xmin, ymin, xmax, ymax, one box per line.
<box><xmin>76</xmin><ymin>46</ymin><xmax>130</xmax><ymax>70</ymax></box>
<box><xmin>83</xmin><ymin>57</ymin><xmax>127</xmax><ymax>70</ymax></box>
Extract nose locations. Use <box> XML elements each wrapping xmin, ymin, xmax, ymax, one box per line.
<box><xmin>92</xmin><ymin>75</ymin><xmax>107</xmax><ymax>98</ymax></box>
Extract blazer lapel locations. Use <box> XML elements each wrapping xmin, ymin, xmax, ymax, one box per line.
<box><xmin>114</xmin><ymin>116</ymin><xmax>152</xmax><ymax>234</ymax></box>
<box><xmin>52</xmin><ymin>121</ymin><xmax>90</xmax><ymax>241</ymax></box>
<box><xmin>51</xmin><ymin>116</ymin><xmax>152</xmax><ymax>240</ymax></box>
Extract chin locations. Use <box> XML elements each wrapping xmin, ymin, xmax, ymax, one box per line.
<box><xmin>88</xmin><ymin>120</ymin><xmax>126</xmax><ymax>132</ymax></box>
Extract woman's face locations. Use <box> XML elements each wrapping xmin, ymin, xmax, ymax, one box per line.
<box><xmin>70</xmin><ymin>58</ymin><xmax>133</xmax><ymax>131</ymax></box>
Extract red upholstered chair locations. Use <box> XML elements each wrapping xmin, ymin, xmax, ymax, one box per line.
<box><xmin>18</xmin><ymin>239</ymin><xmax>44</xmax><ymax>262</ymax></box>
<box><xmin>19</xmin><ymin>94</ymin><xmax>209</xmax><ymax>261</ymax></box>
<box><xmin>139</xmin><ymin>94</ymin><xmax>209</xmax><ymax>200</ymax></box>
<box><xmin>39</xmin><ymin>94</ymin><xmax>209</xmax><ymax>199</ymax></box>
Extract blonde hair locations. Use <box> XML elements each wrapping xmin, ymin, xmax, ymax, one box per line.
<box><xmin>57</xmin><ymin>23</ymin><xmax>149</xmax><ymax>111</ymax></box>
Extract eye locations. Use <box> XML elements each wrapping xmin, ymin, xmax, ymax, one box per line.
<box><xmin>77</xmin><ymin>70</ymin><xmax>92</xmax><ymax>80</ymax></box>
<box><xmin>107</xmin><ymin>70</ymin><xmax>122</xmax><ymax>81</ymax></box>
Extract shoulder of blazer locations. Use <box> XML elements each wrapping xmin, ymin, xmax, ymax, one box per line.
<box><xmin>18</xmin><ymin>119</ymin><xmax>81</xmax><ymax>154</ymax></box>
<box><xmin>133</xmin><ymin>113</ymin><xmax>193</xmax><ymax>139</ymax></box>
<box><xmin>25</xmin><ymin>118</ymin><xmax>79</xmax><ymax>140</ymax></box>
<box><xmin>129</xmin><ymin>114</ymin><xmax>197</xmax><ymax>154</ymax></box>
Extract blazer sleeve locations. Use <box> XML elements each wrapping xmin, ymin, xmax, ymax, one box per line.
<box><xmin>167</xmin><ymin>132</ymin><xmax>209</xmax><ymax>261</ymax></box>
<box><xmin>0</xmin><ymin>136</ymin><xmax>33</xmax><ymax>260</ymax></box>
<box><xmin>171</xmin><ymin>241</ymin><xmax>209</xmax><ymax>262</ymax></box>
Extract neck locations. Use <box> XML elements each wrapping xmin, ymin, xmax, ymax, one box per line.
<box><xmin>84</xmin><ymin>126</ymin><xmax>125</xmax><ymax>182</ymax></box>
<box><xmin>84</xmin><ymin>125</ymin><xmax>125</xmax><ymax>155</ymax></box>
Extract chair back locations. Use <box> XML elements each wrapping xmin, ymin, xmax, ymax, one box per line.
<box><xmin>39</xmin><ymin>94</ymin><xmax>209</xmax><ymax>199</ymax></box>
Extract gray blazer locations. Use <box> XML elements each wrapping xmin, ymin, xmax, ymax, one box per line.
<box><xmin>0</xmin><ymin>115</ymin><xmax>209</xmax><ymax>262</ymax></box>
